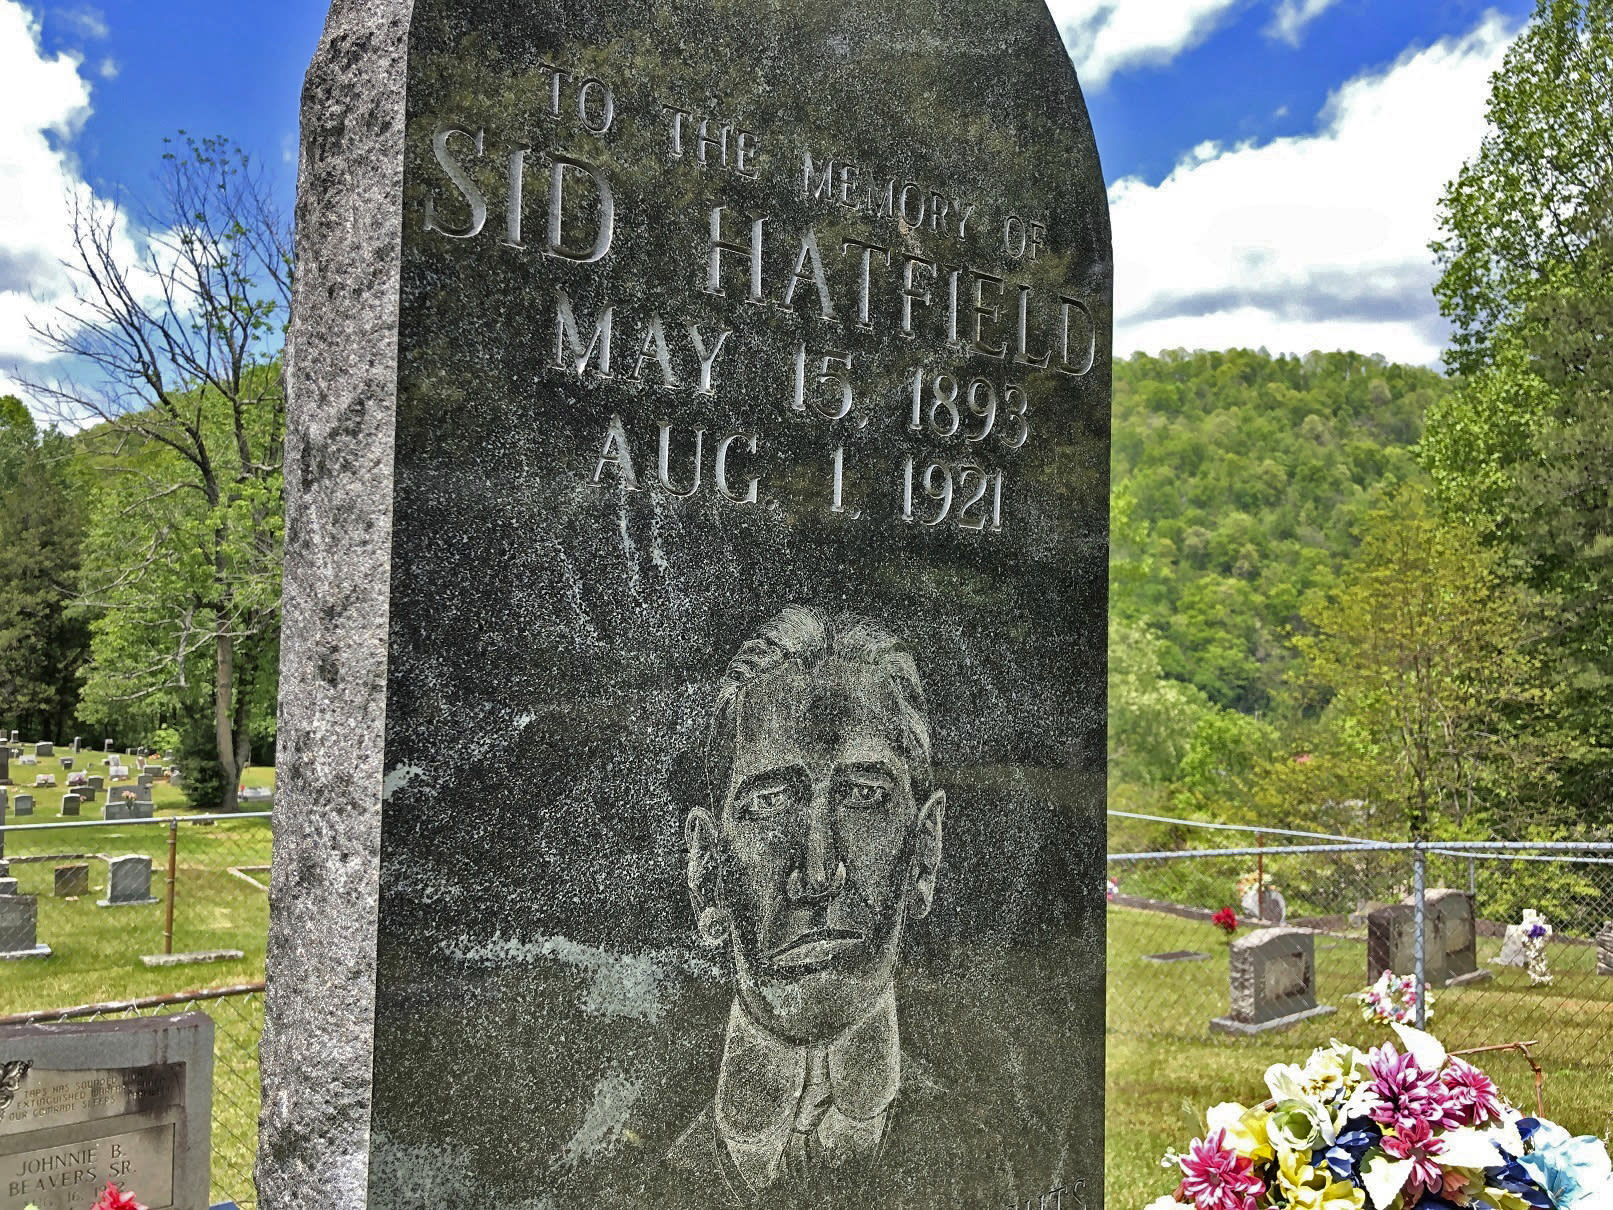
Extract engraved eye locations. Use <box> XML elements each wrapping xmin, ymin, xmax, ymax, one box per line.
<box><xmin>839</xmin><ymin>780</ymin><xmax>891</xmax><ymax>811</ymax></box>
<box><xmin>745</xmin><ymin>783</ymin><xmax>798</xmax><ymax>820</ymax></box>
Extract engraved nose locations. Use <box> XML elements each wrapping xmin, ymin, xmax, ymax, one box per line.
<box><xmin>788</xmin><ymin>792</ymin><xmax>845</xmax><ymax>903</ymax></box>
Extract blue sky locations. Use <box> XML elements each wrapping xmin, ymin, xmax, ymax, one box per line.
<box><xmin>1</xmin><ymin>0</ymin><xmax>1537</xmax><ymax>413</ymax></box>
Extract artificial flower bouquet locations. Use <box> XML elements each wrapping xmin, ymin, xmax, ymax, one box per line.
<box><xmin>1147</xmin><ymin>1024</ymin><xmax>1613</xmax><ymax>1210</ymax></box>
<box><xmin>1360</xmin><ymin>971</ymin><xmax>1434</xmax><ymax>1028</ymax></box>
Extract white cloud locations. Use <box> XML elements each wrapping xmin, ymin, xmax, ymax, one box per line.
<box><xmin>0</xmin><ymin>1</ymin><xmax>147</xmax><ymax>416</ymax></box>
<box><xmin>1266</xmin><ymin>0</ymin><xmax>1341</xmax><ymax>46</ymax></box>
<box><xmin>57</xmin><ymin>5</ymin><xmax>107</xmax><ymax>40</ymax></box>
<box><xmin>1108</xmin><ymin>15</ymin><xmax>1517</xmax><ymax>367</ymax></box>
<box><xmin>97</xmin><ymin>56</ymin><xmax>117</xmax><ymax>79</ymax></box>
<box><xmin>1048</xmin><ymin>0</ymin><xmax>1249</xmax><ymax>90</ymax></box>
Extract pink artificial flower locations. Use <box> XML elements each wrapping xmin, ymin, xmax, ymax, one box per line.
<box><xmin>91</xmin><ymin>1185</ymin><xmax>146</xmax><ymax>1210</ymax></box>
<box><xmin>1366</xmin><ymin>1043</ymin><xmax>1451</xmax><ymax>1134</ymax></box>
<box><xmin>1381</xmin><ymin>1119</ymin><xmax>1446</xmax><ymax>1202</ymax></box>
<box><xmin>1177</xmin><ymin>1128</ymin><xmax>1265</xmax><ymax>1210</ymax></box>
<box><xmin>1441</xmin><ymin>1057</ymin><xmax>1502</xmax><ymax>1128</ymax></box>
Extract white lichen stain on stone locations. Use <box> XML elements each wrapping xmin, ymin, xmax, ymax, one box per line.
<box><xmin>556</xmin><ymin>1070</ymin><xmax>643</xmax><ymax>1172</ymax></box>
<box><xmin>440</xmin><ymin>932</ymin><xmax>670</xmax><ymax>1021</ymax></box>
<box><xmin>381</xmin><ymin>762</ymin><xmax>425</xmax><ymax>802</ymax></box>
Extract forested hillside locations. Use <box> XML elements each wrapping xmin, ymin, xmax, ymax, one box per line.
<box><xmin>1111</xmin><ymin>349</ymin><xmax>1446</xmax><ymax>715</ymax></box>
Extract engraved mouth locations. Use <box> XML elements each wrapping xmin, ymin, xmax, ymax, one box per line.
<box><xmin>766</xmin><ymin>928</ymin><xmax>865</xmax><ymax>971</ymax></box>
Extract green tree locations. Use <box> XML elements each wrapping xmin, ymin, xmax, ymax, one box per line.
<box><xmin>0</xmin><ymin>434</ymin><xmax>91</xmax><ymax>739</ymax></box>
<box><xmin>1295</xmin><ymin>487</ymin><xmax>1553</xmax><ymax>838</ymax></box>
<box><xmin>25</xmin><ymin>136</ymin><xmax>289</xmax><ymax>811</ymax></box>
<box><xmin>1431</xmin><ymin>0</ymin><xmax>1613</xmax><ymax>379</ymax></box>
<box><xmin>1108</xmin><ymin>617</ymin><xmax>1211</xmax><ymax>787</ymax></box>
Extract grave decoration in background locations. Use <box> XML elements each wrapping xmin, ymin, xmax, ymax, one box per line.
<box><xmin>0</xmin><ymin>1014</ymin><xmax>214</xmax><ymax>1210</ymax></box>
<box><xmin>1358</xmin><ymin>969</ymin><xmax>1431</xmax><ymax>1027</ymax></box>
<box><xmin>1236</xmin><ymin>873</ymin><xmax>1287</xmax><ymax>925</ymax></box>
<box><xmin>262</xmin><ymin>0</ymin><xmax>1114</xmax><ymax>1205</ymax></box>
<box><xmin>1210</xmin><ymin>927</ymin><xmax>1335</xmax><ymax>1035</ymax></box>
<box><xmin>1145</xmin><ymin>1025</ymin><xmax>1613</xmax><ymax>1210</ymax></box>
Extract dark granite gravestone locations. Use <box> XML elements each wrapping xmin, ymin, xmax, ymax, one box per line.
<box><xmin>60</xmin><ymin>794</ymin><xmax>80</xmax><ymax>817</ymax></box>
<box><xmin>1211</xmin><ymin>927</ymin><xmax>1335</xmax><ymax>1035</ymax></box>
<box><xmin>33</xmin><ymin>742</ymin><xmax>52</xmax><ymax>758</ymax></box>
<box><xmin>10</xmin><ymin>796</ymin><xmax>30</xmax><ymax>819</ymax></box>
<box><xmin>87</xmin><ymin>776</ymin><xmax>104</xmax><ymax>792</ymax></box>
<box><xmin>1367</xmin><ymin>902</ymin><xmax>1419</xmax><ymax>984</ymax></box>
<box><xmin>0</xmin><ymin>894</ymin><xmax>47</xmax><ymax>960</ymax></box>
<box><xmin>100</xmin><ymin>856</ymin><xmax>159</xmax><ymax>909</ymax></box>
<box><xmin>0</xmin><ymin>1014</ymin><xmax>212</xmax><ymax>1210</ymax></box>
<box><xmin>260</xmin><ymin>2</ymin><xmax>1111</xmax><ymax>1208</ymax></box>
<box><xmin>53</xmin><ymin>865</ymin><xmax>90</xmax><ymax>899</ymax></box>
<box><xmin>0</xmin><ymin>747</ymin><xmax>8</xmax><ymax>785</ymax></box>
<box><xmin>1424</xmin><ymin>888</ymin><xmax>1490</xmax><ymax>986</ymax></box>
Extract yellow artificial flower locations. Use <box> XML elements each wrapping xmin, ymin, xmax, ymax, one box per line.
<box><xmin>1208</xmin><ymin>1102</ymin><xmax>1275</xmax><ymax>1163</ymax></box>
<box><xmin>1276</xmin><ymin>1148</ymin><xmax>1365</xmax><ymax>1210</ymax></box>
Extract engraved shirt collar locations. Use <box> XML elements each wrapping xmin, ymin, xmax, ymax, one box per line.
<box><xmin>713</xmin><ymin>990</ymin><xmax>901</xmax><ymax>1146</ymax></box>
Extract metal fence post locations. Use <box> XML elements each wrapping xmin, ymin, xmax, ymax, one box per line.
<box><xmin>1413</xmin><ymin>839</ymin><xmax>1427</xmax><ymax>1029</ymax></box>
<box><xmin>1257</xmin><ymin>831</ymin><xmax>1265</xmax><ymax>920</ymax></box>
<box><xmin>164</xmin><ymin>818</ymin><xmax>178</xmax><ymax>955</ymax></box>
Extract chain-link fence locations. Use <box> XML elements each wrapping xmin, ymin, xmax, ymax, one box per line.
<box><xmin>1106</xmin><ymin>814</ymin><xmax>1613</xmax><ymax>1148</ymax></box>
<box><xmin>0</xmin><ymin>983</ymin><xmax>265</xmax><ymax>1209</ymax></box>
<box><xmin>1</xmin><ymin>786</ymin><xmax>272</xmax><ymax>1206</ymax></box>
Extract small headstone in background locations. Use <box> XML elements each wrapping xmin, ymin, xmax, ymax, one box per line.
<box><xmin>33</xmin><ymin>741</ymin><xmax>52</xmax><ymax>758</ymax></box>
<box><xmin>240</xmin><ymin>786</ymin><xmax>273</xmax><ymax>804</ymax></box>
<box><xmin>31</xmin><ymin>774</ymin><xmax>56</xmax><ymax>788</ymax></box>
<box><xmin>1424</xmin><ymin>889</ymin><xmax>1490</xmax><ymax>986</ymax></box>
<box><xmin>1240</xmin><ymin>884</ymin><xmax>1288</xmax><ymax>925</ymax></box>
<box><xmin>104</xmin><ymin>738</ymin><xmax>114</xmax><ymax>751</ymax></box>
<box><xmin>137</xmin><ymin>772</ymin><xmax>154</xmax><ymax>788</ymax></box>
<box><xmin>58</xmin><ymin>755</ymin><xmax>73</xmax><ymax>769</ymax></box>
<box><xmin>72</xmin><ymin>735</ymin><xmax>81</xmax><ymax>753</ymax></box>
<box><xmin>12</xmin><ymin>794</ymin><xmax>33</xmax><ymax>817</ymax></box>
<box><xmin>8</xmin><ymin>729</ymin><xmax>17</xmax><ymax>743</ymax></box>
<box><xmin>54</xmin><ymin>864</ymin><xmax>90</xmax><ymax>898</ymax></box>
<box><xmin>0</xmin><ymin>745</ymin><xmax>8</xmax><ymax>784</ymax></box>
<box><xmin>1367</xmin><ymin>903</ymin><xmax>1423</xmax><ymax>984</ymax></box>
<box><xmin>108</xmin><ymin>762</ymin><xmax>130</xmax><ymax>779</ymax></box>
<box><xmin>1212</xmin><ymin>927</ymin><xmax>1335</xmax><ymax>1035</ymax></box>
<box><xmin>61</xmin><ymin>793</ymin><xmax>82</xmax><ymax>817</ymax></box>
<box><xmin>17</xmin><ymin>754</ymin><xmax>35</xmax><ymax>766</ymax></box>
<box><xmin>87</xmin><ymin>775</ymin><xmax>104</xmax><ymax>791</ymax></box>
<box><xmin>100</xmin><ymin>856</ymin><xmax>159</xmax><ymax>908</ymax></box>
<box><xmin>1597</xmin><ymin>921</ymin><xmax>1612</xmax><ymax>976</ymax></box>
<box><xmin>0</xmin><ymin>878</ymin><xmax>17</xmax><ymax>896</ymax></box>
<box><xmin>1496</xmin><ymin>925</ymin><xmax>1528</xmax><ymax>968</ymax></box>
<box><xmin>0</xmin><ymin>892</ymin><xmax>48</xmax><ymax>958</ymax></box>
<box><xmin>0</xmin><ymin>1014</ymin><xmax>213</xmax><ymax>1203</ymax></box>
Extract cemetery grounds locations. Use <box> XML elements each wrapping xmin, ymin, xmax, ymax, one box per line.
<box><xmin>1</xmin><ymin>753</ymin><xmax>272</xmax><ymax>1207</ymax></box>
<box><xmin>6</xmin><ymin>763</ymin><xmax>1613</xmax><ymax>1208</ymax></box>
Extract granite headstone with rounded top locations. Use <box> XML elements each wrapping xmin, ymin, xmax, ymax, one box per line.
<box><xmin>261</xmin><ymin>2</ymin><xmax>1111</xmax><ymax>1207</ymax></box>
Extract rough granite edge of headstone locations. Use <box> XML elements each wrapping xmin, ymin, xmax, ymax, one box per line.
<box><xmin>256</xmin><ymin>1</ymin><xmax>410</xmax><ymax>1208</ymax></box>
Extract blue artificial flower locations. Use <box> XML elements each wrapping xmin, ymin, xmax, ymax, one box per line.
<box><xmin>1518</xmin><ymin>1120</ymin><xmax>1613</xmax><ymax>1209</ymax></box>
<box><xmin>1324</xmin><ymin>1122</ymin><xmax>1381</xmax><ymax>1183</ymax></box>
<box><xmin>1487</xmin><ymin>1160</ymin><xmax>1553</xmax><ymax>1210</ymax></box>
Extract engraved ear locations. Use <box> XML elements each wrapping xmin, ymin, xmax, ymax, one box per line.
<box><xmin>910</xmin><ymin>790</ymin><xmax>946</xmax><ymax>919</ymax></box>
<box><xmin>685</xmin><ymin>807</ymin><xmax>728</xmax><ymax>946</ymax></box>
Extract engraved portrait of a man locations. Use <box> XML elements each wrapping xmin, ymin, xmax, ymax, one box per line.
<box><xmin>668</xmin><ymin>605</ymin><xmax>947</xmax><ymax>1200</ymax></box>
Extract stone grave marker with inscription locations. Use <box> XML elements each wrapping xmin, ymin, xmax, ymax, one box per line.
<box><xmin>0</xmin><ymin>1014</ymin><xmax>212</xmax><ymax>1210</ymax></box>
<box><xmin>60</xmin><ymin>795</ymin><xmax>80</xmax><ymax>818</ymax></box>
<box><xmin>1424</xmin><ymin>888</ymin><xmax>1490</xmax><ymax>986</ymax></box>
<box><xmin>1368</xmin><ymin>902</ymin><xmax>1425</xmax><ymax>984</ymax></box>
<box><xmin>11</xmin><ymin>797</ymin><xmax>30</xmax><ymax>819</ymax></box>
<box><xmin>1212</xmin><ymin>927</ymin><xmax>1335</xmax><ymax>1035</ymax></box>
<box><xmin>259</xmin><ymin>2</ymin><xmax>1112</xmax><ymax>1207</ymax></box>
<box><xmin>99</xmin><ymin>858</ymin><xmax>158</xmax><ymax>909</ymax></box>
<box><xmin>0</xmin><ymin>895</ymin><xmax>47</xmax><ymax>960</ymax></box>
<box><xmin>86</xmin><ymin>777</ymin><xmax>103</xmax><ymax>793</ymax></box>
<box><xmin>34</xmin><ymin>743</ymin><xmax>52</xmax><ymax>759</ymax></box>
<box><xmin>53</xmin><ymin>866</ymin><xmax>90</xmax><ymax>899</ymax></box>
<box><xmin>0</xmin><ymin>880</ymin><xmax>16</xmax><ymax>897</ymax></box>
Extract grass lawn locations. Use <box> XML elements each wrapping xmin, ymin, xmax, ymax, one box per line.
<box><xmin>8</xmin><ymin>757</ymin><xmax>1610</xmax><ymax>1208</ymax></box>
<box><xmin>1106</xmin><ymin>903</ymin><xmax>1613</xmax><ymax>1208</ymax></box>
<box><xmin>3</xmin><ymin>749</ymin><xmax>273</xmax><ymax>1206</ymax></box>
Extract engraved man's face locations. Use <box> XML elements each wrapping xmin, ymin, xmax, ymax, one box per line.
<box><xmin>687</xmin><ymin>660</ymin><xmax>945</xmax><ymax>1043</ymax></box>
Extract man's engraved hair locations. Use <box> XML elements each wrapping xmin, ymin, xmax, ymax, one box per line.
<box><xmin>706</xmin><ymin>605</ymin><xmax>934</xmax><ymax>803</ymax></box>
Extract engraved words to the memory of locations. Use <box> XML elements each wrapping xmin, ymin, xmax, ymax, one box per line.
<box><xmin>422</xmin><ymin>58</ymin><xmax>1098</xmax><ymax>536</ymax></box>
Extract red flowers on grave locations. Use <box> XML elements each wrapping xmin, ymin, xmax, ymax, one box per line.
<box><xmin>91</xmin><ymin>1184</ymin><xmax>146</xmax><ymax>1210</ymax></box>
<box><xmin>1212</xmin><ymin>907</ymin><xmax>1239</xmax><ymax>936</ymax></box>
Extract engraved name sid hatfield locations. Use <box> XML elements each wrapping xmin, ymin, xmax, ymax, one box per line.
<box><xmin>420</xmin><ymin>62</ymin><xmax>1099</xmax><ymax>535</ymax></box>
